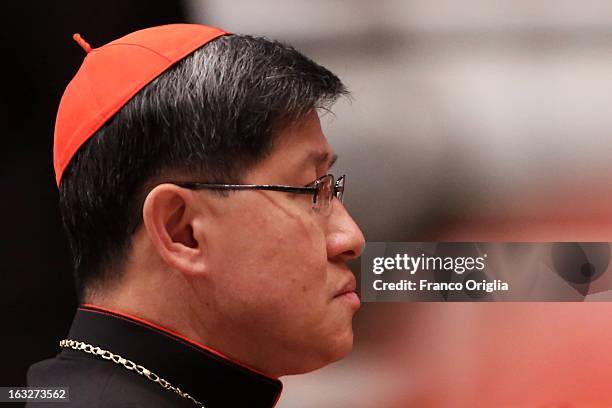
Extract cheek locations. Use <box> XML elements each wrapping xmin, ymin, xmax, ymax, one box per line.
<box><xmin>206</xmin><ymin>202</ymin><xmax>329</xmax><ymax>309</ymax></box>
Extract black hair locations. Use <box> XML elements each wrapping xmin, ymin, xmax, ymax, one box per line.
<box><xmin>58</xmin><ymin>34</ymin><xmax>348</xmax><ymax>300</ymax></box>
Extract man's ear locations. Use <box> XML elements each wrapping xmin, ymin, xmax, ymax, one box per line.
<box><xmin>142</xmin><ymin>184</ymin><xmax>207</xmax><ymax>276</ymax></box>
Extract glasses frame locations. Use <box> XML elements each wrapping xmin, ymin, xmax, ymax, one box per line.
<box><xmin>171</xmin><ymin>174</ymin><xmax>346</xmax><ymax>212</ymax></box>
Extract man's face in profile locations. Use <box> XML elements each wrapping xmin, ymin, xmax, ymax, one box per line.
<box><xmin>190</xmin><ymin>110</ymin><xmax>365</xmax><ymax>375</ymax></box>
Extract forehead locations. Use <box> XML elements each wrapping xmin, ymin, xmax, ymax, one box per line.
<box><xmin>277</xmin><ymin>110</ymin><xmax>333</xmax><ymax>154</ymax></box>
<box><xmin>253</xmin><ymin>111</ymin><xmax>335</xmax><ymax>176</ymax></box>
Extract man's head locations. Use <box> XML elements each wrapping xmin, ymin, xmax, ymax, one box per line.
<box><xmin>57</xmin><ymin>25</ymin><xmax>365</xmax><ymax>375</ymax></box>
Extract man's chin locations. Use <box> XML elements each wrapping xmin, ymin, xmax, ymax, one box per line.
<box><xmin>318</xmin><ymin>327</ymin><xmax>356</xmax><ymax>367</ymax></box>
<box><xmin>283</xmin><ymin>330</ymin><xmax>355</xmax><ymax>376</ymax></box>
<box><xmin>335</xmin><ymin>327</ymin><xmax>355</xmax><ymax>357</ymax></box>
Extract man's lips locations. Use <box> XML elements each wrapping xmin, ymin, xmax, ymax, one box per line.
<box><xmin>333</xmin><ymin>275</ymin><xmax>360</xmax><ymax>309</ymax></box>
<box><xmin>334</xmin><ymin>274</ymin><xmax>356</xmax><ymax>297</ymax></box>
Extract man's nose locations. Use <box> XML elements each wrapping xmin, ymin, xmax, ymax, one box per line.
<box><xmin>326</xmin><ymin>199</ymin><xmax>366</xmax><ymax>262</ymax></box>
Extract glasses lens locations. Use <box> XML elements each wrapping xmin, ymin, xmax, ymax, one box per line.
<box><xmin>335</xmin><ymin>175</ymin><xmax>345</xmax><ymax>203</ymax></box>
<box><xmin>314</xmin><ymin>175</ymin><xmax>334</xmax><ymax>214</ymax></box>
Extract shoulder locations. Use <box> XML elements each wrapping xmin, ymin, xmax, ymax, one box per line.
<box><xmin>26</xmin><ymin>349</ymin><xmax>191</xmax><ymax>408</ymax></box>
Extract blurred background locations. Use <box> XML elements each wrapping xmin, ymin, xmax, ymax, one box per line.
<box><xmin>5</xmin><ymin>0</ymin><xmax>612</xmax><ymax>406</ymax></box>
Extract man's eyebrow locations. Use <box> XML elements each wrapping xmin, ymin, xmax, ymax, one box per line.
<box><xmin>307</xmin><ymin>151</ymin><xmax>337</xmax><ymax>169</ymax></box>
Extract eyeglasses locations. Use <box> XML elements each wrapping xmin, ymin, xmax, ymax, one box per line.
<box><xmin>171</xmin><ymin>174</ymin><xmax>346</xmax><ymax>215</ymax></box>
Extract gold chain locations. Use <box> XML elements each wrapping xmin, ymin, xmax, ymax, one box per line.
<box><xmin>59</xmin><ymin>339</ymin><xmax>206</xmax><ymax>408</ymax></box>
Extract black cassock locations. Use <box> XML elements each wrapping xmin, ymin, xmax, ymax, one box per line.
<box><xmin>27</xmin><ymin>305</ymin><xmax>283</xmax><ymax>407</ymax></box>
